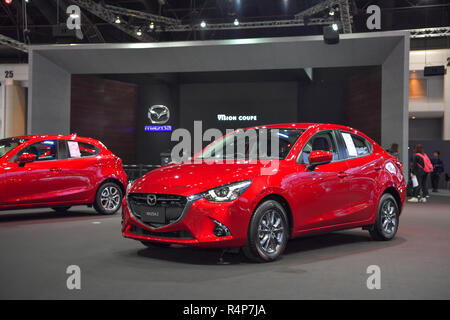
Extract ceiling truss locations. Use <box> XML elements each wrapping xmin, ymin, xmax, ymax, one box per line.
<box><xmin>157</xmin><ymin>17</ymin><xmax>336</xmax><ymax>32</ymax></box>
<box><xmin>69</xmin><ymin>0</ymin><xmax>154</xmax><ymax>41</ymax></box>
<box><xmin>410</xmin><ymin>27</ymin><xmax>450</xmax><ymax>38</ymax></box>
<box><xmin>0</xmin><ymin>33</ymin><xmax>27</xmax><ymax>52</ymax></box>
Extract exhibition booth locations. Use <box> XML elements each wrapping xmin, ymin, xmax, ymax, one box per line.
<box><xmin>27</xmin><ymin>31</ymin><xmax>409</xmax><ymax>167</ymax></box>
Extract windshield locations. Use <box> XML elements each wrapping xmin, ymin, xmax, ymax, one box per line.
<box><xmin>198</xmin><ymin>128</ymin><xmax>304</xmax><ymax>160</ymax></box>
<box><xmin>0</xmin><ymin>138</ymin><xmax>28</xmax><ymax>158</ymax></box>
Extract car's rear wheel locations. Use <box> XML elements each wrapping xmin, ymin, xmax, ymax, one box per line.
<box><xmin>51</xmin><ymin>206</ymin><xmax>71</xmax><ymax>213</ymax></box>
<box><xmin>243</xmin><ymin>200</ymin><xmax>289</xmax><ymax>263</ymax></box>
<box><xmin>94</xmin><ymin>182</ymin><xmax>123</xmax><ymax>215</ymax></box>
<box><xmin>369</xmin><ymin>193</ymin><xmax>399</xmax><ymax>241</ymax></box>
<box><xmin>141</xmin><ymin>241</ymin><xmax>171</xmax><ymax>248</ymax></box>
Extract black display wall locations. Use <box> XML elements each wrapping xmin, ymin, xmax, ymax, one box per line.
<box><xmin>90</xmin><ymin>66</ymin><xmax>381</xmax><ymax>165</ymax></box>
<box><xmin>137</xmin><ymin>83</ymin><xmax>179</xmax><ymax>165</ymax></box>
<box><xmin>179</xmin><ymin>81</ymin><xmax>298</xmax><ymax>137</ymax></box>
<box><xmin>299</xmin><ymin>66</ymin><xmax>381</xmax><ymax>143</ymax></box>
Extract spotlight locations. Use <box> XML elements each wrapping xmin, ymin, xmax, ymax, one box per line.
<box><xmin>323</xmin><ymin>25</ymin><xmax>339</xmax><ymax>45</ymax></box>
<box><xmin>149</xmin><ymin>22</ymin><xmax>155</xmax><ymax>29</ymax></box>
<box><xmin>136</xmin><ymin>29</ymin><xmax>142</xmax><ymax>36</ymax></box>
<box><xmin>115</xmin><ymin>16</ymin><xmax>121</xmax><ymax>24</ymax></box>
<box><xmin>329</xmin><ymin>9</ymin><xmax>335</xmax><ymax>16</ymax></box>
<box><xmin>200</xmin><ymin>20</ymin><xmax>206</xmax><ymax>28</ymax></box>
<box><xmin>234</xmin><ymin>18</ymin><xmax>239</xmax><ymax>26</ymax></box>
<box><xmin>332</xmin><ymin>23</ymin><xmax>339</xmax><ymax>31</ymax></box>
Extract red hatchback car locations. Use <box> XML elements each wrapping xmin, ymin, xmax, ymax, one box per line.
<box><xmin>122</xmin><ymin>123</ymin><xmax>406</xmax><ymax>262</ymax></box>
<box><xmin>0</xmin><ymin>134</ymin><xmax>127</xmax><ymax>215</ymax></box>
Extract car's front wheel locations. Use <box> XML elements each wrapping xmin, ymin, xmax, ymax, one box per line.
<box><xmin>94</xmin><ymin>182</ymin><xmax>123</xmax><ymax>215</ymax></box>
<box><xmin>369</xmin><ymin>193</ymin><xmax>399</xmax><ymax>241</ymax></box>
<box><xmin>243</xmin><ymin>200</ymin><xmax>289</xmax><ymax>263</ymax></box>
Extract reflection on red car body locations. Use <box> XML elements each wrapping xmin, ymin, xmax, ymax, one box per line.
<box><xmin>0</xmin><ymin>134</ymin><xmax>127</xmax><ymax>215</ymax></box>
<box><xmin>122</xmin><ymin>123</ymin><xmax>406</xmax><ymax>262</ymax></box>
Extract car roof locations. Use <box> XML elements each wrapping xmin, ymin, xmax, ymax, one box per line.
<box><xmin>243</xmin><ymin>123</ymin><xmax>358</xmax><ymax>132</ymax></box>
<box><xmin>6</xmin><ymin>134</ymin><xmax>100</xmax><ymax>145</ymax></box>
<box><xmin>242</xmin><ymin>123</ymin><xmax>373</xmax><ymax>142</ymax></box>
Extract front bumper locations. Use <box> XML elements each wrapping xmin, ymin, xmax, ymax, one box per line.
<box><xmin>122</xmin><ymin>195</ymin><xmax>252</xmax><ymax>248</ymax></box>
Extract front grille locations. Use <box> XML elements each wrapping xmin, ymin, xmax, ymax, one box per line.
<box><xmin>129</xmin><ymin>226</ymin><xmax>194</xmax><ymax>240</ymax></box>
<box><xmin>127</xmin><ymin>193</ymin><xmax>187</xmax><ymax>228</ymax></box>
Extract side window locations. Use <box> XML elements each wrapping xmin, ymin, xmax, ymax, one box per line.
<box><xmin>18</xmin><ymin>140</ymin><xmax>58</xmax><ymax>161</ymax></box>
<box><xmin>300</xmin><ymin>131</ymin><xmax>339</xmax><ymax>164</ymax></box>
<box><xmin>64</xmin><ymin>140</ymin><xmax>100</xmax><ymax>159</ymax></box>
<box><xmin>79</xmin><ymin>142</ymin><xmax>99</xmax><ymax>157</ymax></box>
<box><xmin>352</xmin><ymin>135</ymin><xmax>371</xmax><ymax>157</ymax></box>
<box><xmin>339</xmin><ymin>131</ymin><xmax>371</xmax><ymax>158</ymax></box>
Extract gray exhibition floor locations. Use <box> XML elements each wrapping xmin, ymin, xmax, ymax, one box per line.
<box><xmin>1</xmin><ymin>192</ymin><xmax>449</xmax><ymax>300</ymax></box>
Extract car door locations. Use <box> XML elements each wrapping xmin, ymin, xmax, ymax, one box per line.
<box><xmin>5</xmin><ymin>139</ymin><xmax>69</xmax><ymax>206</ymax></box>
<box><xmin>335</xmin><ymin>130</ymin><xmax>382</xmax><ymax>223</ymax></box>
<box><xmin>56</xmin><ymin>140</ymin><xmax>102</xmax><ymax>202</ymax></box>
<box><xmin>292</xmin><ymin>130</ymin><xmax>352</xmax><ymax>230</ymax></box>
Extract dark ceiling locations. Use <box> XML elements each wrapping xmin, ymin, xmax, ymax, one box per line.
<box><xmin>0</xmin><ymin>0</ymin><xmax>449</xmax><ymax>62</ymax></box>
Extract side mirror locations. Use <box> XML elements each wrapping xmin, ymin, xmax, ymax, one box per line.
<box><xmin>18</xmin><ymin>153</ymin><xmax>37</xmax><ymax>165</ymax></box>
<box><xmin>308</xmin><ymin>150</ymin><xmax>333</xmax><ymax>170</ymax></box>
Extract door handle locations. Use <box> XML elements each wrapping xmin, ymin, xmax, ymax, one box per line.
<box><xmin>94</xmin><ymin>162</ymin><xmax>105</xmax><ymax>167</ymax></box>
<box><xmin>338</xmin><ymin>171</ymin><xmax>348</xmax><ymax>178</ymax></box>
<box><xmin>50</xmin><ymin>167</ymin><xmax>62</xmax><ymax>173</ymax></box>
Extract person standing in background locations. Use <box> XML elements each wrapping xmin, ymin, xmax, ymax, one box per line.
<box><xmin>431</xmin><ymin>151</ymin><xmax>444</xmax><ymax>192</ymax></box>
<box><xmin>409</xmin><ymin>144</ymin><xmax>433</xmax><ymax>203</ymax></box>
<box><xmin>387</xmin><ymin>143</ymin><xmax>399</xmax><ymax>159</ymax></box>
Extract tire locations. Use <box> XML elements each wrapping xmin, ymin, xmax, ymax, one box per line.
<box><xmin>369</xmin><ymin>193</ymin><xmax>399</xmax><ymax>241</ymax></box>
<box><xmin>141</xmin><ymin>241</ymin><xmax>171</xmax><ymax>248</ymax></box>
<box><xmin>93</xmin><ymin>182</ymin><xmax>123</xmax><ymax>215</ymax></box>
<box><xmin>243</xmin><ymin>200</ymin><xmax>289</xmax><ymax>263</ymax></box>
<box><xmin>52</xmin><ymin>206</ymin><xmax>71</xmax><ymax>213</ymax></box>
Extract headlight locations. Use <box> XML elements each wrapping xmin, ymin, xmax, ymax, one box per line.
<box><xmin>126</xmin><ymin>180</ymin><xmax>134</xmax><ymax>195</ymax></box>
<box><xmin>203</xmin><ymin>180</ymin><xmax>252</xmax><ymax>202</ymax></box>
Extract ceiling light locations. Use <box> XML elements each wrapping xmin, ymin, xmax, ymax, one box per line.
<box><xmin>329</xmin><ymin>9</ymin><xmax>335</xmax><ymax>16</ymax></box>
<box><xmin>200</xmin><ymin>20</ymin><xmax>206</xmax><ymax>28</ymax></box>
<box><xmin>115</xmin><ymin>17</ymin><xmax>121</xmax><ymax>24</ymax></box>
<box><xmin>149</xmin><ymin>22</ymin><xmax>155</xmax><ymax>29</ymax></box>
<box><xmin>332</xmin><ymin>23</ymin><xmax>338</xmax><ymax>31</ymax></box>
<box><xmin>136</xmin><ymin>29</ymin><xmax>142</xmax><ymax>36</ymax></box>
<box><xmin>234</xmin><ymin>19</ymin><xmax>239</xmax><ymax>26</ymax></box>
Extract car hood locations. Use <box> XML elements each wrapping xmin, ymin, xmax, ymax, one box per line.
<box><xmin>130</xmin><ymin>160</ymin><xmax>267</xmax><ymax>195</ymax></box>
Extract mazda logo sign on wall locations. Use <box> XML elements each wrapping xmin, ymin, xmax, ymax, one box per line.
<box><xmin>147</xmin><ymin>194</ymin><xmax>157</xmax><ymax>206</ymax></box>
<box><xmin>148</xmin><ymin>105</ymin><xmax>170</xmax><ymax>124</ymax></box>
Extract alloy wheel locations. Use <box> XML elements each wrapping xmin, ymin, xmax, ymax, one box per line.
<box><xmin>381</xmin><ymin>199</ymin><xmax>397</xmax><ymax>235</ymax></box>
<box><xmin>100</xmin><ymin>186</ymin><xmax>121</xmax><ymax>211</ymax></box>
<box><xmin>257</xmin><ymin>209</ymin><xmax>285</xmax><ymax>255</ymax></box>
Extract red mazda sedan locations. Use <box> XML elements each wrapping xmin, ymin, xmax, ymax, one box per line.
<box><xmin>0</xmin><ymin>134</ymin><xmax>127</xmax><ymax>215</ymax></box>
<box><xmin>122</xmin><ymin>123</ymin><xmax>406</xmax><ymax>262</ymax></box>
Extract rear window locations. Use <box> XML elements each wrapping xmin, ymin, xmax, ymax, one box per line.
<box><xmin>340</xmin><ymin>132</ymin><xmax>372</xmax><ymax>158</ymax></box>
<box><xmin>61</xmin><ymin>140</ymin><xmax>100</xmax><ymax>159</ymax></box>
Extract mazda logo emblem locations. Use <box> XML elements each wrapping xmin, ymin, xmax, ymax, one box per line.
<box><xmin>148</xmin><ymin>105</ymin><xmax>170</xmax><ymax>124</ymax></box>
<box><xmin>147</xmin><ymin>194</ymin><xmax>157</xmax><ymax>206</ymax></box>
